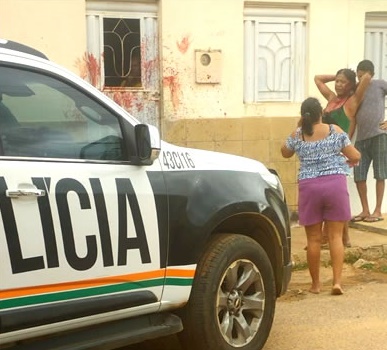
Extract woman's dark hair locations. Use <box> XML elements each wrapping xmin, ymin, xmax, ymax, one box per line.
<box><xmin>300</xmin><ymin>97</ymin><xmax>323</xmax><ymax>136</ymax></box>
<box><xmin>336</xmin><ymin>68</ymin><xmax>356</xmax><ymax>89</ymax></box>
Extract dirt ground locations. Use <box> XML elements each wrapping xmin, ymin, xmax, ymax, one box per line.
<box><xmin>280</xmin><ymin>262</ymin><xmax>387</xmax><ymax>302</ymax></box>
<box><xmin>124</xmin><ymin>264</ymin><xmax>387</xmax><ymax>350</ymax></box>
<box><xmin>263</xmin><ymin>264</ymin><xmax>387</xmax><ymax>350</ymax></box>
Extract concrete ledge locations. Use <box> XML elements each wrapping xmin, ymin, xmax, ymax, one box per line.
<box><xmin>292</xmin><ymin>245</ymin><xmax>387</xmax><ymax>266</ymax></box>
<box><xmin>349</xmin><ymin>222</ymin><xmax>387</xmax><ymax>236</ymax></box>
<box><xmin>292</xmin><ymin>245</ymin><xmax>387</xmax><ymax>267</ymax></box>
<box><xmin>348</xmin><ymin>213</ymin><xmax>387</xmax><ymax>236</ymax></box>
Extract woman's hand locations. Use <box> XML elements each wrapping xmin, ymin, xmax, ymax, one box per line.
<box><xmin>346</xmin><ymin>159</ymin><xmax>359</xmax><ymax>167</ymax></box>
<box><xmin>380</xmin><ymin>121</ymin><xmax>387</xmax><ymax>131</ymax></box>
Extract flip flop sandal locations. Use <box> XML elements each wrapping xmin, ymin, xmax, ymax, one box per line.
<box><xmin>363</xmin><ymin>217</ymin><xmax>384</xmax><ymax>223</ymax></box>
<box><xmin>350</xmin><ymin>215</ymin><xmax>367</xmax><ymax>222</ymax></box>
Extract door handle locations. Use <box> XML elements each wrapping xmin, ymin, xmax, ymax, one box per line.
<box><xmin>6</xmin><ymin>188</ymin><xmax>45</xmax><ymax>198</ymax></box>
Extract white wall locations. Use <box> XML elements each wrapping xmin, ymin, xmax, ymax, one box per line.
<box><xmin>348</xmin><ymin>169</ymin><xmax>387</xmax><ymax>215</ymax></box>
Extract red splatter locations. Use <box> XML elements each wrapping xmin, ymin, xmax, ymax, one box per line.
<box><xmin>136</xmin><ymin>101</ymin><xmax>144</xmax><ymax>112</ymax></box>
<box><xmin>176</xmin><ymin>35</ymin><xmax>191</xmax><ymax>54</ymax></box>
<box><xmin>140</xmin><ymin>40</ymin><xmax>159</xmax><ymax>86</ymax></box>
<box><xmin>163</xmin><ymin>70</ymin><xmax>180</xmax><ymax>110</ymax></box>
<box><xmin>105</xmin><ymin>90</ymin><xmax>145</xmax><ymax>114</ymax></box>
<box><xmin>75</xmin><ymin>52</ymin><xmax>101</xmax><ymax>87</ymax></box>
<box><xmin>119</xmin><ymin>91</ymin><xmax>135</xmax><ymax>109</ymax></box>
<box><xmin>142</xmin><ymin>58</ymin><xmax>158</xmax><ymax>86</ymax></box>
<box><xmin>75</xmin><ymin>47</ymin><xmax>148</xmax><ymax>115</ymax></box>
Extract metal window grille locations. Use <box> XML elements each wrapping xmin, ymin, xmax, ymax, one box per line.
<box><xmin>86</xmin><ymin>1</ymin><xmax>158</xmax><ymax>90</ymax></box>
<box><xmin>103</xmin><ymin>18</ymin><xmax>142</xmax><ymax>88</ymax></box>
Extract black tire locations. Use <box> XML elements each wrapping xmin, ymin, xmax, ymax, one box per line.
<box><xmin>179</xmin><ymin>234</ymin><xmax>276</xmax><ymax>350</ymax></box>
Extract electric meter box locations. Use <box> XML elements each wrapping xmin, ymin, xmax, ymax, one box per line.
<box><xmin>195</xmin><ymin>50</ymin><xmax>222</xmax><ymax>84</ymax></box>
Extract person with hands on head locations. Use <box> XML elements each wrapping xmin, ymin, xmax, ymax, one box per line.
<box><xmin>314</xmin><ymin>68</ymin><xmax>371</xmax><ymax>247</ymax></box>
<box><xmin>314</xmin><ymin>68</ymin><xmax>371</xmax><ymax>140</ymax></box>
<box><xmin>281</xmin><ymin>97</ymin><xmax>361</xmax><ymax>296</ymax></box>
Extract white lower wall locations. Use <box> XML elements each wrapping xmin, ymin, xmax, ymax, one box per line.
<box><xmin>348</xmin><ymin>168</ymin><xmax>387</xmax><ymax>215</ymax></box>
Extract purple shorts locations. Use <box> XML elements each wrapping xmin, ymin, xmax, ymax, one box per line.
<box><xmin>298</xmin><ymin>174</ymin><xmax>351</xmax><ymax>226</ymax></box>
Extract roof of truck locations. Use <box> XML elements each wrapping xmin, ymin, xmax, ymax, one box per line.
<box><xmin>0</xmin><ymin>39</ymin><xmax>48</xmax><ymax>60</ymax></box>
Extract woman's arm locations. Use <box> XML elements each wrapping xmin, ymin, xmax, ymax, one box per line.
<box><xmin>336</xmin><ymin>124</ymin><xmax>361</xmax><ymax>165</ymax></box>
<box><xmin>281</xmin><ymin>143</ymin><xmax>295</xmax><ymax>158</ymax></box>
<box><xmin>342</xmin><ymin>144</ymin><xmax>361</xmax><ymax>167</ymax></box>
<box><xmin>314</xmin><ymin>74</ymin><xmax>337</xmax><ymax>102</ymax></box>
<box><xmin>281</xmin><ymin>131</ymin><xmax>296</xmax><ymax>158</ymax></box>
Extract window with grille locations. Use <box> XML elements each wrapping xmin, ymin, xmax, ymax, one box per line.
<box><xmin>86</xmin><ymin>1</ymin><xmax>158</xmax><ymax>90</ymax></box>
<box><xmin>243</xmin><ymin>4</ymin><xmax>307</xmax><ymax>103</ymax></box>
<box><xmin>103</xmin><ymin>18</ymin><xmax>142</xmax><ymax>88</ymax></box>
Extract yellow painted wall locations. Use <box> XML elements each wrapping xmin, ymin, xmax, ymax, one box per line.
<box><xmin>0</xmin><ymin>0</ymin><xmax>86</xmax><ymax>73</ymax></box>
<box><xmin>159</xmin><ymin>0</ymin><xmax>246</xmax><ymax>119</ymax></box>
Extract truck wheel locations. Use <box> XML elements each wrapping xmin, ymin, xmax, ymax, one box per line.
<box><xmin>179</xmin><ymin>234</ymin><xmax>276</xmax><ymax>350</ymax></box>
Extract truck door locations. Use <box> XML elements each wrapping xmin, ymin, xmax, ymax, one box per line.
<box><xmin>0</xmin><ymin>63</ymin><xmax>166</xmax><ymax>332</ymax></box>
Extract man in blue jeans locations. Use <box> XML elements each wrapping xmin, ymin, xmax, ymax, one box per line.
<box><xmin>351</xmin><ymin>60</ymin><xmax>387</xmax><ymax>223</ymax></box>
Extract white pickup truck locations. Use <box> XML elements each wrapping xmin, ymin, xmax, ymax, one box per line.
<box><xmin>0</xmin><ymin>39</ymin><xmax>292</xmax><ymax>350</ymax></box>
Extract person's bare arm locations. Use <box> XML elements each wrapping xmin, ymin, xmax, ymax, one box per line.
<box><xmin>281</xmin><ymin>144</ymin><xmax>295</xmax><ymax>158</ymax></box>
<box><xmin>342</xmin><ymin>144</ymin><xmax>361</xmax><ymax>167</ymax></box>
<box><xmin>332</xmin><ymin>124</ymin><xmax>360</xmax><ymax>165</ymax></box>
<box><xmin>345</xmin><ymin>72</ymin><xmax>372</xmax><ymax>118</ymax></box>
<box><xmin>347</xmin><ymin>114</ymin><xmax>356</xmax><ymax>140</ymax></box>
<box><xmin>314</xmin><ymin>74</ymin><xmax>337</xmax><ymax>102</ymax></box>
<box><xmin>281</xmin><ymin>131</ymin><xmax>296</xmax><ymax>158</ymax></box>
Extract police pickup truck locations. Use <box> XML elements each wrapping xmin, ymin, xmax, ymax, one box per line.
<box><xmin>0</xmin><ymin>39</ymin><xmax>292</xmax><ymax>350</ymax></box>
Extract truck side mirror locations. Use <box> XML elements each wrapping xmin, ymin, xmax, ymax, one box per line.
<box><xmin>134</xmin><ymin>124</ymin><xmax>161</xmax><ymax>165</ymax></box>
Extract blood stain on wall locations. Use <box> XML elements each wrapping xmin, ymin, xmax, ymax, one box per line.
<box><xmin>163</xmin><ymin>69</ymin><xmax>180</xmax><ymax>110</ymax></box>
<box><xmin>176</xmin><ymin>35</ymin><xmax>191</xmax><ymax>54</ymax></box>
<box><xmin>75</xmin><ymin>52</ymin><xmax>100</xmax><ymax>88</ymax></box>
<box><xmin>76</xmin><ymin>52</ymin><xmax>146</xmax><ymax>119</ymax></box>
<box><xmin>108</xmin><ymin>90</ymin><xmax>134</xmax><ymax>109</ymax></box>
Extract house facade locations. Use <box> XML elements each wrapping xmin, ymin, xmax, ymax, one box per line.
<box><xmin>1</xmin><ymin>0</ymin><xmax>387</xmax><ymax>214</ymax></box>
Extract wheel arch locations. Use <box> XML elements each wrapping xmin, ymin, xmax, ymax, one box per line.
<box><xmin>178</xmin><ymin>232</ymin><xmax>278</xmax><ymax>350</ymax></box>
<box><xmin>211</xmin><ymin>211</ymin><xmax>286</xmax><ymax>297</ymax></box>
